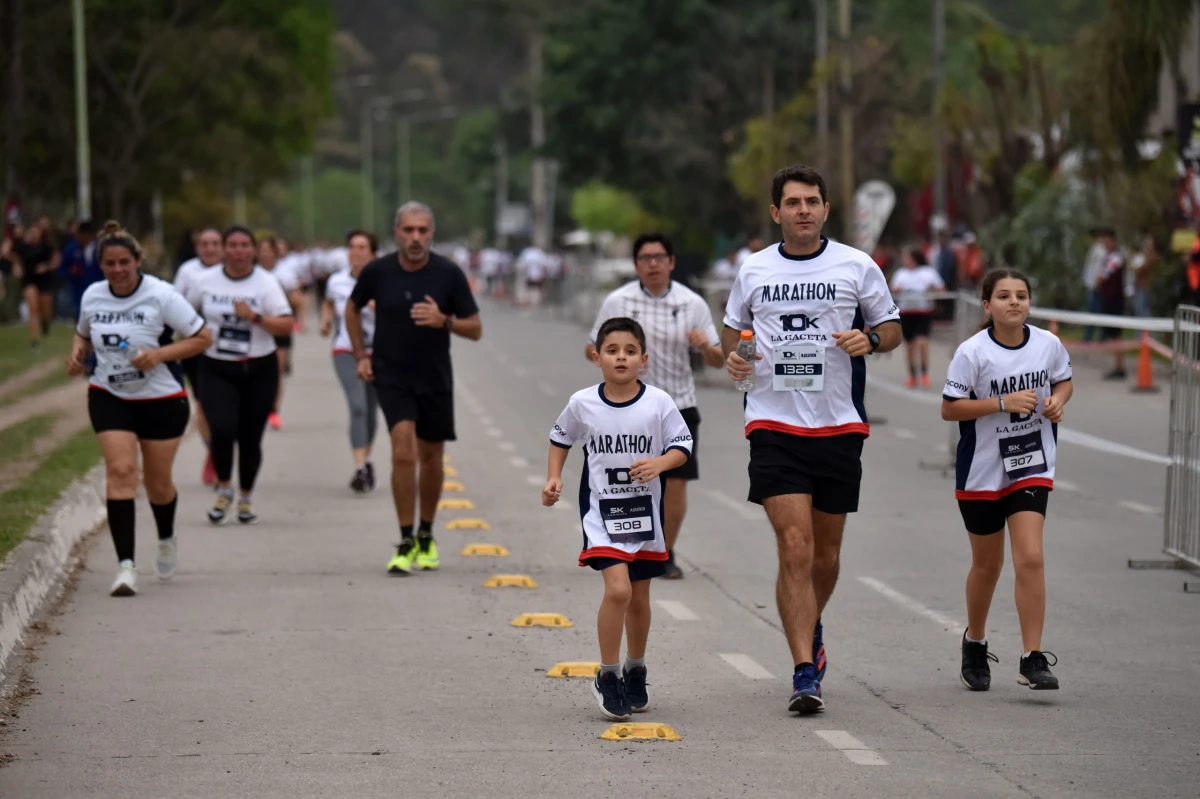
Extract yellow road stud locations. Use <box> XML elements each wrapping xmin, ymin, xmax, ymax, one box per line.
<box><xmin>546</xmin><ymin>662</ymin><xmax>600</xmax><ymax>678</ymax></box>
<box><xmin>443</xmin><ymin>454</ymin><xmax>451</xmax><ymax>464</ymax></box>
<box><xmin>438</xmin><ymin>498</ymin><xmax>475</xmax><ymax>510</ymax></box>
<box><xmin>483</xmin><ymin>574</ymin><xmax>538</xmax><ymax>589</ymax></box>
<box><xmin>443</xmin><ymin>481</ymin><xmax>466</xmax><ymax>492</ymax></box>
<box><xmin>444</xmin><ymin>466</ymin><xmax>458</xmax><ymax>477</ymax></box>
<box><xmin>510</xmin><ymin>613</ymin><xmax>573</xmax><ymax>628</ymax></box>
<box><xmin>460</xmin><ymin>543</ymin><xmax>509</xmax><ymax>556</ymax></box>
<box><xmin>600</xmin><ymin>723</ymin><xmax>681</xmax><ymax>742</ymax></box>
<box><xmin>447</xmin><ymin>519</ymin><xmax>491</xmax><ymax>530</ymax></box>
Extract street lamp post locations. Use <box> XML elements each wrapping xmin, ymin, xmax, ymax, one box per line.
<box><xmin>71</xmin><ymin>0</ymin><xmax>91</xmax><ymax>219</ymax></box>
<box><xmin>361</xmin><ymin>101</ymin><xmax>374</xmax><ymax>230</ymax></box>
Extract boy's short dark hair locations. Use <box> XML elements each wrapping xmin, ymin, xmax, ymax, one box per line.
<box><xmin>771</xmin><ymin>164</ymin><xmax>828</xmax><ymax>208</ymax></box>
<box><xmin>596</xmin><ymin>317</ymin><xmax>646</xmax><ymax>353</ymax></box>
<box><xmin>632</xmin><ymin>232</ymin><xmax>673</xmax><ymax>260</ymax></box>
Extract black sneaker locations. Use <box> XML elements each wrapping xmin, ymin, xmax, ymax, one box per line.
<box><xmin>1018</xmin><ymin>651</ymin><xmax>1059</xmax><ymax>690</ymax></box>
<box><xmin>364</xmin><ymin>462</ymin><xmax>376</xmax><ymax>491</ymax></box>
<box><xmin>623</xmin><ymin>665</ymin><xmax>649</xmax><ymax>712</ymax></box>
<box><xmin>350</xmin><ymin>468</ymin><xmax>369</xmax><ymax>493</ymax></box>
<box><xmin>591</xmin><ymin>671</ymin><xmax>631</xmax><ymax>721</ymax></box>
<box><xmin>236</xmin><ymin>499</ymin><xmax>258</xmax><ymax>525</ymax></box>
<box><xmin>661</xmin><ymin>551</ymin><xmax>683</xmax><ymax>580</ymax></box>
<box><xmin>960</xmin><ymin>632</ymin><xmax>998</xmax><ymax>691</ymax></box>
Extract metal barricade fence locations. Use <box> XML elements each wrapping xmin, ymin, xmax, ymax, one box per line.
<box><xmin>1164</xmin><ymin>305</ymin><xmax>1200</xmax><ymax>570</ymax></box>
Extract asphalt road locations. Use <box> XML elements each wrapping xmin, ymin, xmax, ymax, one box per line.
<box><xmin>1</xmin><ymin>299</ymin><xmax>1196</xmax><ymax>799</ymax></box>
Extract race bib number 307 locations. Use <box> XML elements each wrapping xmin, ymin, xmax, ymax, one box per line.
<box><xmin>773</xmin><ymin>343</ymin><xmax>825</xmax><ymax>392</ymax></box>
<box><xmin>999</xmin><ymin>431</ymin><xmax>1047</xmax><ymax>479</ymax></box>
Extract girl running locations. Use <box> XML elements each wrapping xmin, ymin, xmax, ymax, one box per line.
<box><xmin>941</xmin><ymin>268</ymin><xmax>1072</xmax><ymax>692</ymax></box>
<box><xmin>257</xmin><ymin>236</ymin><xmax>294</xmax><ymax>430</ymax></box>
<box><xmin>67</xmin><ymin>221</ymin><xmax>212</xmax><ymax>596</ymax></box>
<box><xmin>187</xmin><ymin>226</ymin><xmax>294</xmax><ymax>525</ymax></box>
<box><xmin>320</xmin><ymin>229</ymin><xmax>380</xmax><ymax>493</ymax></box>
<box><xmin>15</xmin><ymin>220</ymin><xmax>60</xmax><ymax>349</ymax></box>
<box><xmin>173</xmin><ymin>227</ymin><xmax>223</xmax><ymax>485</ymax></box>
<box><xmin>890</xmin><ymin>247</ymin><xmax>945</xmax><ymax>388</ymax></box>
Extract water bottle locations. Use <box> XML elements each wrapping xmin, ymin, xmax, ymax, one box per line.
<box><xmin>735</xmin><ymin>330</ymin><xmax>756</xmax><ymax>392</ymax></box>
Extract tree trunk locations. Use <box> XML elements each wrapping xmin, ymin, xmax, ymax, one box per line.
<box><xmin>3</xmin><ymin>0</ymin><xmax>23</xmax><ymax>197</ymax></box>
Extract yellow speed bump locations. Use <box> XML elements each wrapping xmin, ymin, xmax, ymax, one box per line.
<box><xmin>443</xmin><ymin>480</ymin><xmax>466</xmax><ymax>492</ymax></box>
<box><xmin>447</xmin><ymin>519</ymin><xmax>491</xmax><ymax>530</ymax></box>
<box><xmin>438</xmin><ymin>498</ymin><xmax>475</xmax><ymax>510</ymax></box>
<box><xmin>546</xmin><ymin>662</ymin><xmax>600</xmax><ymax>678</ymax></box>
<box><xmin>461</xmin><ymin>543</ymin><xmax>509</xmax><ymax>556</ymax></box>
<box><xmin>444</xmin><ymin>466</ymin><xmax>459</xmax><ymax>477</ymax></box>
<box><xmin>484</xmin><ymin>574</ymin><xmax>538</xmax><ymax>589</ymax></box>
<box><xmin>510</xmin><ymin>613</ymin><xmax>573</xmax><ymax>628</ymax></box>
<box><xmin>600</xmin><ymin>723</ymin><xmax>681</xmax><ymax>742</ymax></box>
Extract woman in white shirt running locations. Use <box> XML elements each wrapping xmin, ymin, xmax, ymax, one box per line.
<box><xmin>67</xmin><ymin>221</ymin><xmax>212</xmax><ymax>596</ymax></box>
<box><xmin>320</xmin><ymin>229</ymin><xmax>380</xmax><ymax>493</ymax></box>
<box><xmin>890</xmin><ymin>247</ymin><xmax>945</xmax><ymax>389</ymax></box>
<box><xmin>941</xmin><ymin>268</ymin><xmax>1072</xmax><ymax>693</ymax></box>
<box><xmin>188</xmin><ymin>226</ymin><xmax>294</xmax><ymax>525</ymax></box>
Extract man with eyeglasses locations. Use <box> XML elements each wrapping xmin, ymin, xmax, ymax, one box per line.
<box><xmin>586</xmin><ymin>233</ymin><xmax>725</xmax><ymax>579</ymax></box>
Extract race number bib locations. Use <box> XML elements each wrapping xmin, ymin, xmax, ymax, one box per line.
<box><xmin>107</xmin><ymin>362</ymin><xmax>146</xmax><ymax>392</ymax></box>
<box><xmin>599</xmin><ymin>495</ymin><xmax>656</xmax><ymax>544</ymax></box>
<box><xmin>773</xmin><ymin>343</ymin><xmax>825</xmax><ymax>391</ymax></box>
<box><xmin>217</xmin><ymin>320</ymin><xmax>252</xmax><ymax>356</ymax></box>
<box><xmin>999</xmin><ymin>431</ymin><xmax>1047</xmax><ymax>479</ymax></box>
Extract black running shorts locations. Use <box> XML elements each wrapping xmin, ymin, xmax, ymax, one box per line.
<box><xmin>958</xmin><ymin>486</ymin><xmax>1049</xmax><ymax>535</ymax></box>
<box><xmin>747</xmin><ymin>430</ymin><xmax>864</xmax><ymax>515</ymax></box>
<box><xmin>662</xmin><ymin>406</ymin><xmax>700</xmax><ymax>481</ymax></box>
<box><xmin>376</xmin><ymin>384</ymin><xmax>456</xmax><ymax>442</ymax></box>
<box><xmin>585</xmin><ymin>557</ymin><xmax>667</xmax><ymax>582</ymax></box>
<box><xmin>88</xmin><ymin>389</ymin><xmax>190</xmax><ymax>440</ymax></box>
<box><xmin>181</xmin><ymin>355</ymin><xmax>201</xmax><ymax>392</ymax></box>
<box><xmin>900</xmin><ymin>315</ymin><xmax>933</xmax><ymax>341</ymax></box>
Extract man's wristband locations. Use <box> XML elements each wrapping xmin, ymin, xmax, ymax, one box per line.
<box><xmin>443</xmin><ymin>316</ymin><xmax>454</xmax><ymax>332</ymax></box>
<box><xmin>998</xmin><ymin>395</ymin><xmax>1005</xmax><ymax>413</ymax></box>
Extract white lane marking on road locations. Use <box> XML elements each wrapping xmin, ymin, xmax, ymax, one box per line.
<box><xmin>867</xmin><ymin>375</ymin><xmax>1171</xmax><ymax>465</ymax></box>
<box><xmin>486</xmin><ymin>428</ymin><xmax>503</xmax><ymax>438</ymax></box>
<box><xmin>478</xmin><ymin>416</ymin><xmax>493</xmax><ymax>425</ymax></box>
<box><xmin>498</xmin><ymin>442</ymin><xmax>516</xmax><ymax>452</ymax></box>
<box><xmin>510</xmin><ymin>456</ymin><xmax>530</xmax><ymax>468</ymax></box>
<box><xmin>710</xmin><ymin>490</ymin><xmax>760</xmax><ymax>521</ymax></box>
<box><xmin>655</xmin><ymin>600</ymin><xmax>699</xmax><ymax>621</ymax></box>
<box><xmin>526</xmin><ymin>475</ymin><xmax>545</xmax><ymax>486</ymax></box>
<box><xmin>857</xmin><ymin>577</ymin><xmax>964</xmax><ymax>635</ymax></box>
<box><xmin>893</xmin><ymin>428</ymin><xmax>917</xmax><ymax>440</ymax></box>
<box><xmin>514</xmin><ymin>366</ymin><xmax>529</xmax><ymax>378</ymax></box>
<box><xmin>814</xmin><ymin>731</ymin><xmax>889</xmax><ymax>766</ymax></box>
<box><xmin>538</xmin><ymin>382</ymin><xmax>557</xmax><ymax>397</ymax></box>
<box><xmin>1055</xmin><ymin>479</ymin><xmax>1079</xmax><ymax>492</ymax></box>
<box><xmin>719</xmin><ymin>653</ymin><xmax>774</xmax><ymax>680</ymax></box>
<box><xmin>1119</xmin><ymin>499</ymin><xmax>1159</xmax><ymax>515</ymax></box>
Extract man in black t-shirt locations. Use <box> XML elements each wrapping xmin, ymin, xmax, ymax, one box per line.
<box><xmin>346</xmin><ymin>201</ymin><xmax>482</xmax><ymax>575</ymax></box>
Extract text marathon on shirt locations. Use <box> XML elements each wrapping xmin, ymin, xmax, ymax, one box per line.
<box><xmin>989</xmin><ymin>369</ymin><xmax>1051</xmax><ymax>397</ymax></box>
<box><xmin>87</xmin><ymin>310</ymin><xmax>146</xmax><ymax>325</ymax></box>
<box><xmin>206</xmin><ymin>293</ymin><xmax>262</xmax><ymax>306</ymax></box>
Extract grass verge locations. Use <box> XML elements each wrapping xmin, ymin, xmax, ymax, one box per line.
<box><xmin>0</xmin><ymin>414</ymin><xmax>58</xmax><ymax>466</ymax></box>
<box><xmin>0</xmin><ymin>427</ymin><xmax>102</xmax><ymax>562</ymax></box>
<box><xmin>0</xmin><ymin>325</ymin><xmax>73</xmax><ymax>385</ymax></box>
<box><xmin>0</xmin><ymin>370</ymin><xmax>74</xmax><ymax>408</ymax></box>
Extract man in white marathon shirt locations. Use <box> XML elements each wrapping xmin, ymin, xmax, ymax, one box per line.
<box><xmin>173</xmin><ymin>226</ymin><xmax>223</xmax><ymax>486</ymax></box>
<box><xmin>723</xmin><ymin>164</ymin><xmax>902</xmax><ymax>714</ymax></box>
<box><xmin>587</xmin><ymin>233</ymin><xmax>724</xmax><ymax>579</ymax></box>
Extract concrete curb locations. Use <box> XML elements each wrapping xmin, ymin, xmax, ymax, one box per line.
<box><xmin>0</xmin><ymin>464</ymin><xmax>107</xmax><ymax>683</ymax></box>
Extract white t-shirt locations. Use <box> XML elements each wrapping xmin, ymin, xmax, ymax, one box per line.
<box><xmin>590</xmin><ymin>280</ymin><xmax>719</xmax><ymax>410</ymax></box>
<box><xmin>943</xmin><ymin>325</ymin><xmax>1072</xmax><ymax>500</ymax></box>
<box><xmin>550</xmin><ymin>383</ymin><xmax>693</xmax><ymax>565</ymax></box>
<box><xmin>890</xmin><ymin>265</ymin><xmax>945</xmax><ymax>314</ymax></box>
<box><xmin>479</xmin><ymin>248</ymin><xmax>503</xmax><ymax>277</ymax></box>
<box><xmin>173</xmin><ymin>258</ymin><xmax>220</xmax><ymax>299</ymax></box>
<box><xmin>723</xmin><ymin>239</ymin><xmax>901</xmax><ymax>438</ymax></box>
<box><xmin>187</xmin><ymin>266</ymin><xmax>293</xmax><ymax>361</ymax></box>
<box><xmin>267</xmin><ymin>263</ymin><xmax>300</xmax><ymax>293</ymax></box>
<box><xmin>78</xmin><ymin>274</ymin><xmax>205</xmax><ymax>400</ymax></box>
<box><xmin>325</xmin><ymin>269</ymin><xmax>375</xmax><ymax>355</ymax></box>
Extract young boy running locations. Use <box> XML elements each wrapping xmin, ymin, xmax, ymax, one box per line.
<box><xmin>542</xmin><ymin>317</ymin><xmax>693</xmax><ymax>720</ymax></box>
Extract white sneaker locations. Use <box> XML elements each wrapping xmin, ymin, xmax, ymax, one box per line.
<box><xmin>111</xmin><ymin>560</ymin><xmax>137</xmax><ymax>597</ymax></box>
<box><xmin>156</xmin><ymin>538</ymin><xmax>177</xmax><ymax>581</ymax></box>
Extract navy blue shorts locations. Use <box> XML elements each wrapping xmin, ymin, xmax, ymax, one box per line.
<box><xmin>585</xmin><ymin>557</ymin><xmax>666</xmax><ymax>582</ymax></box>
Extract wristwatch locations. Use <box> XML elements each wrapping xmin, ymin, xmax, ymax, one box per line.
<box><xmin>866</xmin><ymin>331</ymin><xmax>881</xmax><ymax>353</ymax></box>
<box><xmin>253</xmin><ymin>313</ymin><xmax>264</xmax><ymax>325</ymax></box>
<box><xmin>443</xmin><ymin>316</ymin><xmax>453</xmax><ymax>331</ymax></box>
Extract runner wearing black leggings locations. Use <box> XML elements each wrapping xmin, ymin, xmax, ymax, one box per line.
<box><xmin>187</xmin><ymin>226</ymin><xmax>294</xmax><ymax>525</ymax></box>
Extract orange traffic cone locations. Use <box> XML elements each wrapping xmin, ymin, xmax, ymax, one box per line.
<box><xmin>1132</xmin><ymin>331</ymin><xmax>1159</xmax><ymax>393</ymax></box>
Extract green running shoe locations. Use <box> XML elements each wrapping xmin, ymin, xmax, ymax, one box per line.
<box><xmin>416</xmin><ymin>536</ymin><xmax>440</xmax><ymax>571</ymax></box>
<box><xmin>387</xmin><ymin>538</ymin><xmax>419</xmax><ymax>575</ymax></box>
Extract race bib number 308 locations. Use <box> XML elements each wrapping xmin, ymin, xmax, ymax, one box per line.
<box><xmin>773</xmin><ymin>343</ymin><xmax>825</xmax><ymax>392</ymax></box>
<box><xmin>599</xmin><ymin>496</ymin><xmax>656</xmax><ymax>544</ymax></box>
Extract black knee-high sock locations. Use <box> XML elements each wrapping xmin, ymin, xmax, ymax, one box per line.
<box><xmin>107</xmin><ymin>498</ymin><xmax>136</xmax><ymax>563</ymax></box>
<box><xmin>150</xmin><ymin>494</ymin><xmax>178</xmax><ymax>541</ymax></box>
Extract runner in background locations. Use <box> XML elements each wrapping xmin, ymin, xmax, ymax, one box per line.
<box><xmin>188</xmin><ymin>226</ymin><xmax>294</xmax><ymax>525</ymax></box>
<box><xmin>321</xmin><ymin>229</ymin><xmax>380</xmax><ymax>493</ymax></box>
<box><xmin>13</xmin><ymin>220</ymin><xmax>60</xmax><ymax>349</ymax></box>
<box><xmin>1094</xmin><ymin>228</ymin><xmax>1127</xmax><ymax>380</ymax></box>
<box><xmin>890</xmin><ymin>247</ymin><xmax>945</xmax><ymax>389</ymax></box>
<box><xmin>942</xmin><ymin>268</ymin><xmax>1071</xmax><ymax>691</ymax></box>
<box><xmin>257</xmin><ymin>236</ymin><xmax>294</xmax><ymax>430</ymax></box>
<box><xmin>68</xmin><ymin>221</ymin><xmax>212</xmax><ymax>595</ymax></box>
<box><xmin>173</xmin><ymin>227</ymin><xmax>223</xmax><ymax>485</ymax></box>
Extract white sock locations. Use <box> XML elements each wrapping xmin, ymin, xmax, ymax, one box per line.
<box><xmin>966</xmin><ymin>633</ymin><xmax>987</xmax><ymax>645</ymax></box>
<box><xmin>1022</xmin><ymin>651</ymin><xmax>1033</xmax><ymax>659</ymax></box>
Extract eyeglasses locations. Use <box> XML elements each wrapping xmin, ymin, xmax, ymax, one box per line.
<box><xmin>635</xmin><ymin>253</ymin><xmax>671</xmax><ymax>265</ymax></box>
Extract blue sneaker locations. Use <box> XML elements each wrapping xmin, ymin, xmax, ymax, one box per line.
<box><xmin>591</xmin><ymin>671</ymin><xmax>632</xmax><ymax>721</ymax></box>
<box><xmin>788</xmin><ymin>664</ymin><xmax>824</xmax><ymax>714</ymax></box>
<box><xmin>813</xmin><ymin>620</ymin><xmax>826</xmax><ymax>682</ymax></box>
